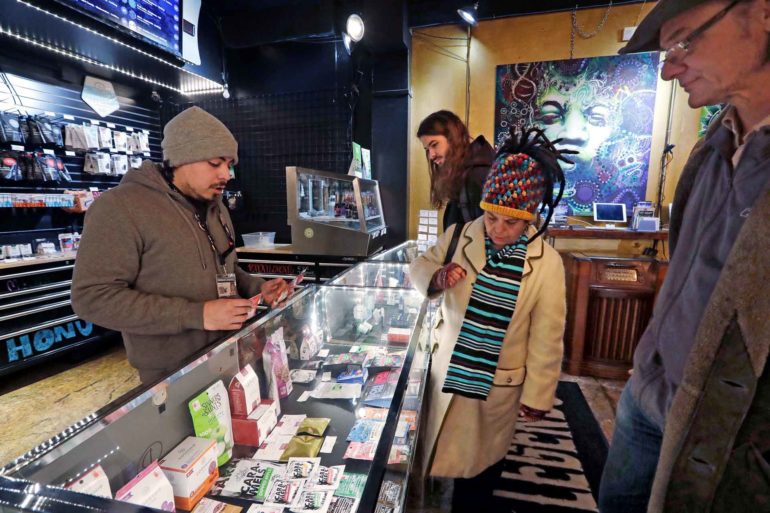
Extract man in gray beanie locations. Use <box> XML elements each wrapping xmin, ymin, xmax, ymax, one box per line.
<box><xmin>599</xmin><ymin>1</ymin><xmax>770</xmax><ymax>512</ymax></box>
<box><xmin>72</xmin><ymin>106</ymin><xmax>289</xmax><ymax>384</ymax></box>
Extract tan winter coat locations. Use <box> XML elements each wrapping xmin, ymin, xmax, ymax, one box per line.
<box><xmin>409</xmin><ymin>218</ymin><xmax>566</xmax><ymax>478</ymax></box>
<box><xmin>72</xmin><ymin>161</ymin><xmax>263</xmax><ymax>381</ymax></box>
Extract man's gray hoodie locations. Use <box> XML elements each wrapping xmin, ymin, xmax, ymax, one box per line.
<box><xmin>71</xmin><ymin>161</ymin><xmax>263</xmax><ymax>379</ymax></box>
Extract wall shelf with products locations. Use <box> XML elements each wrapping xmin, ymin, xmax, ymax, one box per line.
<box><xmin>0</xmin><ymin>70</ymin><xmax>163</xmax><ymax>377</ymax></box>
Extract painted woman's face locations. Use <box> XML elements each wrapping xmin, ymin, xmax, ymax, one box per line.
<box><xmin>535</xmin><ymin>88</ymin><xmax>612</xmax><ymax>169</ymax></box>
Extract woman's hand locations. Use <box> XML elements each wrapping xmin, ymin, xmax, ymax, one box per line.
<box><xmin>430</xmin><ymin>262</ymin><xmax>467</xmax><ymax>291</ymax></box>
<box><xmin>518</xmin><ymin>403</ymin><xmax>547</xmax><ymax>423</ymax></box>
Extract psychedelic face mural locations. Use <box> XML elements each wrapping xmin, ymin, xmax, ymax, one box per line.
<box><xmin>495</xmin><ymin>54</ymin><xmax>660</xmax><ymax>216</ymax></box>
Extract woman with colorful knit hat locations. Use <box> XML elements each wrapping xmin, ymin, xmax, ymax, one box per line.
<box><xmin>410</xmin><ymin>127</ymin><xmax>572</xmax><ymax>511</ymax></box>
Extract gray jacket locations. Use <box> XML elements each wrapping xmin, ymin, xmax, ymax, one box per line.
<box><xmin>72</xmin><ymin>162</ymin><xmax>263</xmax><ymax>379</ymax></box>
<box><xmin>648</xmin><ymin>114</ymin><xmax>770</xmax><ymax>512</ymax></box>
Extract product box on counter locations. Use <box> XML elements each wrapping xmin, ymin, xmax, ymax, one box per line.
<box><xmin>231</xmin><ymin>399</ymin><xmax>279</xmax><ymax>447</ymax></box>
<box><xmin>228</xmin><ymin>365</ymin><xmax>261</xmax><ymax>417</ymax></box>
<box><xmin>159</xmin><ymin>436</ymin><xmax>219</xmax><ymax>511</ymax></box>
<box><xmin>65</xmin><ymin>464</ymin><xmax>112</xmax><ymax>498</ymax></box>
<box><xmin>115</xmin><ymin>461</ymin><xmax>175</xmax><ymax>512</ymax></box>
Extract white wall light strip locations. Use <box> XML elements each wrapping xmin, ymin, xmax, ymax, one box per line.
<box><xmin>0</xmin><ymin>25</ymin><xmax>185</xmax><ymax>94</ymax></box>
<box><xmin>15</xmin><ymin>0</ymin><xmax>223</xmax><ymax>92</ymax></box>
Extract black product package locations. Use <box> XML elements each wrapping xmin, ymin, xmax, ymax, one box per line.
<box><xmin>20</xmin><ymin>117</ymin><xmax>42</xmax><ymax>147</ymax></box>
<box><xmin>0</xmin><ymin>113</ymin><xmax>24</xmax><ymax>143</ymax></box>
<box><xmin>55</xmin><ymin>157</ymin><xmax>71</xmax><ymax>182</ymax></box>
<box><xmin>0</xmin><ymin>151</ymin><xmax>22</xmax><ymax>181</ymax></box>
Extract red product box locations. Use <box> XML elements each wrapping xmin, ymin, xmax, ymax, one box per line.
<box><xmin>231</xmin><ymin>399</ymin><xmax>278</xmax><ymax>447</ymax></box>
<box><xmin>228</xmin><ymin>365</ymin><xmax>261</xmax><ymax>417</ymax></box>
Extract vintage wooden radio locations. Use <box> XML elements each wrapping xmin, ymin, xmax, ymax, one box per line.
<box><xmin>562</xmin><ymin>253</ymin><xmax>668</xmax><ymax>379</ymax></box>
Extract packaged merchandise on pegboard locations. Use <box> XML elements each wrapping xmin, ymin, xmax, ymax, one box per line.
<box><xmin>98</xmin><ymin>126</ymin><xmax>113</xmax><ymax>150</ymax></box>
<box><xmin>111</xmin><ymin>154</ymin><xmax>128</xmax><ymax>175</ymax></box>
<box><xmin>64</xmin><ymin>124</ymin><xmax>88</xmax><ymax>151</ymax></box>
<box><xmin>0</xmin><ymin>151</ymin><xmax>23</xmax><ymax>181</ymax></box>
<box><xmin>129</xmin><ymin>155</ymin><xmax>143</xmax><ymax>169</ymax></box>
<box><xmin>113</xmin><ymin>130</ymin><xmax>128</xmax><ymax>152</ymax></box>
<box><xmin>83</xmin><ymin>124</ymin><xmax>99</xmax><ymax>149</ymax></box>
<box><xmin>0</xmin><ymin>112</ymin><xmax>25</xmax><ymax>143</ymax></box>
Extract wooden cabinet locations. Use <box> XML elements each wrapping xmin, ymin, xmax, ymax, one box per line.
<box><xmin>562</xmin><ymin>253</ymin><xmax>668</xmax><ymax>379</ymax></box>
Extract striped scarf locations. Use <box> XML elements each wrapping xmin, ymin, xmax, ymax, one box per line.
<box><xmin>442</xmin><ymin>234</ymin><xmax>528</xmax><ymax>400</ymax></box>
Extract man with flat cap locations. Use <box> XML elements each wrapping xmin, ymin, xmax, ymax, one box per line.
<box><xmin>599</xmin><ymin>1</ymin><xmax>770</xmax><ymax>512</ymax></box>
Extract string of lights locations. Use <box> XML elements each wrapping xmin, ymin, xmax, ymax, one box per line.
<box><xmin>7</xmin><ymin>0</ymin><xmax>224</xmax><ymax>95</ymax></box>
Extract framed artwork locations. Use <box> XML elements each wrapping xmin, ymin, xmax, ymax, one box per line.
<box><xmin>495</xmin><ymin>54</ymin><xmax>660</xmax><ymax>215</ymax></box>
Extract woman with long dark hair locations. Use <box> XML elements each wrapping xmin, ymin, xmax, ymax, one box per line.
<box><xmin>417</xmin><ymin>110</ymin><xmax>495</xmax><ymax>229</ymax></box>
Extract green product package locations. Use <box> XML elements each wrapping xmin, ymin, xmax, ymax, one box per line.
<box><xmin>334</xmin><ymin>472</ymin><xmax>368</xmax><ymax>499</ymax></box>
<box><xmin>189</xmin><ymin>380</ymin><xmax>234</xmax><ymax>466</ymax></box>
<box><xmin>297</xmin><ymin>417</ymin><xmax>331</xmax><ymax>437</ymax></box>
<box><xmin>279</xmin><ymin>434</ymin><xmax>324</xmax><ymax>462</ymax></box>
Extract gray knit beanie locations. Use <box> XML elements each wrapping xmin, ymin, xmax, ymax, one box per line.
<box><xmin>162</xmin><ymin>106</ymin><xmax>238</xmax><ymax>167</ymax></box>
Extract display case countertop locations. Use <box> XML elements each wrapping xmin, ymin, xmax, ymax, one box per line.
<box><xmin>1</xmin><ymin>258</ymin><xmax>433</xmax><ymax>513</ymax></box>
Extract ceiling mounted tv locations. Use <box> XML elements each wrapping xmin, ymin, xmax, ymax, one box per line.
<box><xmin>55</xmin><ymin>0</ymin><xmax>182</xmax><ymax>58</ymax></box>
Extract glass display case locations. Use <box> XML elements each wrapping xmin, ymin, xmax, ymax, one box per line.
<box><xmin>328</xmin><ymin>262</ymin><xmax>412</xmax><ymax>289</ymax></box>
<box><xmin>286</xmin><ymin>166</ymin><xmax>387</xmax><ymax>257</ymax></box>
<box><xmin>369</xmin><ymin>241</ymin><xmax>420</xmax><ymax>264</ymax></box>
<box><xmin>1</xmin><ymin>273</ymin><xmax>431</xmax><ymax>513</ymax></box>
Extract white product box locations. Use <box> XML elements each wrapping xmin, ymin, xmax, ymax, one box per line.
<box><xmin>115</xmin><ymin>461</ymin><xmax>175</xmax><ymax>512</ymax></box>
<box><xmin>66</xmin><ymin>464</ymin><xmax>112</xmax><ymax>498</ymax></box>
<box><xmin>159</xmin><ymin>437</ymin><xmax>219</xmax><ymax>510</ymax></box>
<box><xmin>228</xmin><ymin>365</ymin><xmax>261</xmax><ymax>417</ymax></box>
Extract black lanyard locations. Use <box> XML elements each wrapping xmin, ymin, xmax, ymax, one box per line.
<box><xmin>168</xmin><ymin>180</ymin><xmax>235</xmax><ymax>269</ymax></box>
<box><xmin>192</xmin><ymin>209</ymin><xmax>235</xmax><ymax>268</ymax></box>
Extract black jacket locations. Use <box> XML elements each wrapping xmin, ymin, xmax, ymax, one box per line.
<box><xmin>442</xmin><ymin>135</ymin><xmax>495</xmax><ymax>229</ymax></box>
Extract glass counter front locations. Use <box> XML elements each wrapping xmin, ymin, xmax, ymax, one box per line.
<box><xmin>369</xmin><ymin>241</ymin><xmax>419</xmax><ymax>264</ymax></box>
<box><xmin>328</xmin><ymin>262</ymin><xmax>412</xmax><ymax>289</ymax></box>
<box><xmin>1</xmin><ymin>276</ymin><xmax>430</xmax><ymax>513</ymax></box>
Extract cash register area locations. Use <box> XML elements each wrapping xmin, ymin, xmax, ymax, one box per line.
<box><xmin>0</xmin><ymin>339</ymin><xmax>623</xmax><ymax>473</ymax></box>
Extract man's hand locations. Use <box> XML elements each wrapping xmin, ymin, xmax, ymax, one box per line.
<box><xmin>203</xmin><ymin>298</ymin><xmax>253</xmax><ymax>331</ymax></box>
<box><xmin>261</xmin><ymin>278</ymin><xmax>292</xmax><ymax>307</ymax></box>
<box><xmin>430</xmin><ymin>262</ymin><xmax>467</xmax><ymax>292</ymax></box>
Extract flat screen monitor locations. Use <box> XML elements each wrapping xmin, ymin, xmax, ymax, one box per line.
<box><xmin>55</xmin><ymin>0</ymin><xmax>182</xmax><ymax>57</ymax></box>
<box><xmin>593</xmin><ymin>202</ymin><xmax>627</xmax><ymax>224</ymax></box>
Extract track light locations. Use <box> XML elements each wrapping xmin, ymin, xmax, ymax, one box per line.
<box><xmin>343</xmin><ymin>33</ymin><xmax>353</xmax><ymax>55</ymax></box>
<box><xmin>222</xmin><ymin>84</ymin><xmax>230</xmax><ymax>99</ymax></box>
<box><xmin>457</xmin><ymin>2</ymin><xmax>479</xmax><ymax>26</ymax></box>
<box><xmin>346</xmin><ymin>14</ymin><xmax>365</xmax><ymax>42</ymax></box>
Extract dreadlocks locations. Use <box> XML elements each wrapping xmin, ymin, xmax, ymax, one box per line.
<box><xmin>496</xmin><ymin>127</ymin><xmax>575</xmax><ymax>243</ymax></box>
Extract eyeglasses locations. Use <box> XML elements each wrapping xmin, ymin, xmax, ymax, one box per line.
<box><xmin>661</xmin><ymin>0</ymin><xmax>739</xmax><ymax>66</ymax></box>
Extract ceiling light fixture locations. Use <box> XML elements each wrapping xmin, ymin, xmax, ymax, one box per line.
<box><xmin>457</xmin><ymin>2</ymin><xmax>479</xmax><ymax>26</ymax></box>
<box><xmin>345</xmin><ymin>14</ymin><xmax>365</xmax><ymax>42</ymax></box>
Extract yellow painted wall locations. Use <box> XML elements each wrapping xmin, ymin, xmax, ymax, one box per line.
<box><xmin>408</xmin><ymin>3</ymin><xmax>702</xmax><ymax>255</ymax></box>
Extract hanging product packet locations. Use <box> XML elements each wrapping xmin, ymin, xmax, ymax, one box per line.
<box><xmin>189</xmin><ymin>380</ymin><xmax>234</xmax><ymax>466</ymax></box>
<box><xmin>0</xmin><ymin>152</ymin><xmax>22</xmax><ymax>181</ymax></box>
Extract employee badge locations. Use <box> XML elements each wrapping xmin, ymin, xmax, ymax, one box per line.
<box><xmin>216</xmin><ymin>273</ymin><xmax>237</xmax><ymax>298</ymax></box>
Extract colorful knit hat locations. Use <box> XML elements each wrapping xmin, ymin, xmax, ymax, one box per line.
<box><xmin>479</xmin><ymin>152</ymin><xmax>546</xmax><ymax>221</ymax></box>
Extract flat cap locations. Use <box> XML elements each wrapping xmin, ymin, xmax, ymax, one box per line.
<box><xmin>620</xmin><ymin>0</ymin><xmax>715</xmax><ymax>54</ymax></box>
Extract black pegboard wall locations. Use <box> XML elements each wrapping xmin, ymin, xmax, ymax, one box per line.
<box><xmin>0</xmin><ymin>72</ymin><xmax>162</xmax><ymax>247</ymax></box>
<box><xmin>164</xmin><ymin>89</ymin><xmax>351</xmax><ymax>243</ymax></box>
